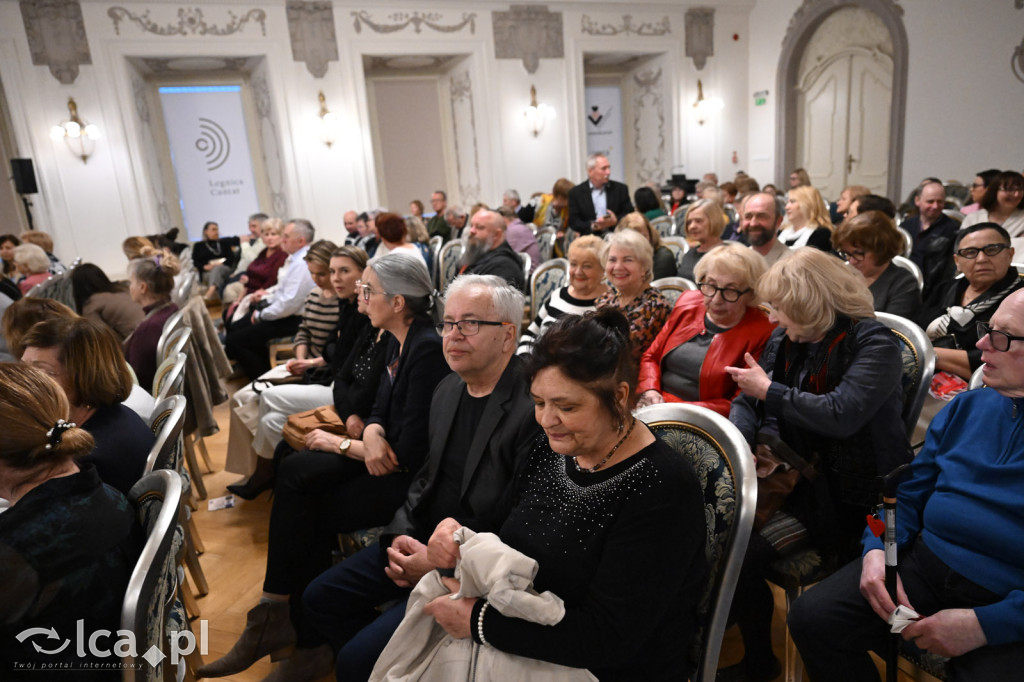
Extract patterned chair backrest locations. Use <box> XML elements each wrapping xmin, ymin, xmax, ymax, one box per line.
<box><xmin>672</xmin><ymin>203</ymin><xmax>691</xmax><ymax>235</ymax></box>
<box><xmin>153</xmin><ymin>352</ymin><xmax>187</xmax><ymax>401</ymax></box>
<box><xmin>661</xmin><ymin>236</ymin><xmax>691</xmax><ymax>275</ymax></box>
<box><xmin>155</xmin><ymin>309</ymin><xmax>187</xmax><ymax>361</ymax></box>
<box><xmin>635</xmin><ymin>403</ymin><xmax>756</xmax><ymax>682</ymax></box>
<box><xmin>146</xmin><ymin>395</ymin><xmax>186</xmax><ymax>474</ymax></box>
<box><xmin>158</xmin><ymin>325</ymin><xmax>191</xmax><ymax>366</ymax></box>
<box><xmin>651</xmin><ymin>276</ymin><xmax>698</xmax><ymax>307</ymax></box>
<box><xmin>650</xmin><ymin>215</ymin><xmax>674</xmax><ymax>238</ymax></box>
<box><xmin>428</xmin><ymin>236</ymin><xmax>444</xmax><ymax>287</ymax></box>
<box><xmin>529</xmin><ymin>258</ymin><xmax>568</xmax><ymax>321</ymax></box>
<box><xmin>122</xmin><ymin>470</ymin><xmax>183</xmax><ymax>682</ymax></box>
<box><xmin>172</xmin><ymin>271</ymin><xmax>198</xmax><ymax>307</ymax></box>
<box><xmin>874</xmin><ymin>312</ymin><xmax>936</xmax><ymax>438</ymax></box>
<box><xmin>438</xmin><ymin>240</ymin><xmax>464</xmax><ymax>294</ymax></box>
<box><xmin>536</xmin><ymin>228</ymin><xmax>556</xmax><ymax>262</ymax></box>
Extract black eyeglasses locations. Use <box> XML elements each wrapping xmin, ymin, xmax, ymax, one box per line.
<box><xmin>435</xmin><ymin>319</ymin><xmax>511</xmax><ymax>337</ymax></box>
<box><xmin>697</xmin><ymin>282</ymin><xmax>751</xmax><ymax>302</ymax></box>
<box><xmin>955</xmin><ymin>243</ymin><xmax>1010</xmax><ymax>259</ymax></box>
<box><xmin>977</xmin><ymin>322</ymin><xmax>1024</xmax><ymax>352</ymax></box>
<box><xmin>837</xmin><ymin>248</ymin><xmax>867</xmax><ymax>262</ymax></box>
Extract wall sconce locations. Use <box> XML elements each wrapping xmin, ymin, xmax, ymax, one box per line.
<box><xmin>50</xmin><ymin>97</ymin><xmax>99</xmax><ymax>163</ymax></box>
<box><xmin>523</xmin><ymin>85</ymin><xmax>555</xmax><ymax>137</ymax></box>
<box><xmin>693</xmin><ymin>79</ymin><xmax>724</xmax><ymax>125</ymax></box>
<box><xmin>316</xmin><ymin>91</ymin><xmax>341</xmax><ymax>148</ymax></box>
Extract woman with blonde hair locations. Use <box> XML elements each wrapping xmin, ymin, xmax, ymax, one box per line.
<box><xmin>780</xmin><ymin>185</ymin><xmax>834</xmax><ymax>252</ymax></box>
<box><xmin>638</xmin><ymin>243</ymin><xmax>774</xmax><ymax>416</ymax></box>
<box><xmin>617</xmin><ymin>211</ymin><xmax>677</xmax><ymax>279</ymax></box>
<box><xmin>0</xmin><ymin>363</ymin><xmax>141</xmax><ymax>674</ymax></box>
<box><xmin>223</xmin><ymin>218</ymin><xmax>289</xmax><ymax>309</ymax></box>
<box><xmin>677</xmin><ymin>198</ymin><xmax>727</xmax><ymax>279</ymax></box>
<box><xmin>595</xmin><ymin>229</ymin><xmax>671</xmax><ymax>365</ymax></box>
<box><xmin>122</xmin><ymin>235</ymin><xmax>155</xmax><ymax>260</ymax></box>
<box><xmin>721</xmin><ymin>247</ymin><xmax>909</xmax><ymax>680</ymax></box>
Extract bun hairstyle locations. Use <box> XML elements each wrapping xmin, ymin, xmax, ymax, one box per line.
<box><xmin>2</xmin><ymin>297</ymin><xmax>77</xmax><ymax>358</ymax></box>
<box><xmin>130</xmin><ymin>245</ymin><xmax>181</xmax><ymax>297</ymax></box>
<box><xmin>525</xmin><ymin>307</ymin><xmax>636</xmax><ymax>425</ymax></box>
<box><xmin>0</xmin><ymin>363</ymin><xmax>94</xmax><ymax>478</ymax></box>
<box><xmin>123</xmin><ymin>236</ymin><xmax>155</xmax><ymax>260</ymax></box>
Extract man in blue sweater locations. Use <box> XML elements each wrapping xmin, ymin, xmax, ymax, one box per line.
<box><xmin>788</xmin><ymin>288</ymin><xmax>1024</xmax><ymax>681</ymax></box>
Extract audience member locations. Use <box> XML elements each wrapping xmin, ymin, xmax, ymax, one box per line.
<box><xmin>780</xmin><ymin>185</ymin><xmax>834</xmax><ymax>251</ymax></box>
<box><xmin>408</xmin><ymin>200</ymin><xmax>424</xmax><ymax>220</ymax></box>
<box><xmin>223</xmin><ymin>218</ymin><xmax>288</xmax><ymax>311</ymax></box>
<box><xmin>678</xmin><ymin>198</ymin><xmax>726</xmax><ymax>279</ymax></box>
<box><xmin>669</xmin><ymin>182</ymin><xmax>688</xmax><ymax>214</ymax></box>
<box><xmin>920</xmin><ymin>223</ymin><xmax>1022</xmax><ymax>380</ymax></box>
<box><xmin>192</xmin><ymin>221</ymin><xmax>240</xmax><ymax>300</ymax></box>
<box><xmin>2</xmin><ymin>297</ymin><xmax>77</xmax><ymax>359</ymax></box>
<box><xmin>373</xmin><ymin>212</ymin><xmax>427</xmax><ymax>268</ymax></box>
<box><xmin>635</xmin><ymin>185</ymin><xmax>667</xmax><ymax>221</ymax></box>
<box><xmin>835</xmin><ymin>184</ymin><xmax>870</xmax><ymax>222</ymax></box>
<box><xmin>834</xmin><ymin>211</ymin><xmax>922</xmax><ymax>318</ymax></box>
<box><xmin>902</xmin><ymin>180</ymin><xmax>960</xmax><ymax>299</ymax></box>
<box><xmin>420</xmin><ymin>309</ymin><xmax>707</xmax><ymax>681</ymax></box>
<box><xmin>638</xmin><ymin>243</ymin><xmax>773</xmax><ymax>416</ymax></box>
<box><xmin>19</xmin><ymin>230</ymin><xmax>65</xmax><ymax>275</ymax></box>
<box><xmin>495</xmin><ymin>205</ymin><xmax>540</xmax><ymax>277</ymax></box>
<box><xmin>518</xmin><ymin>235</ymin><xmax>607</xmax><ymax>355</ymax></box>
<box><xmin>426</xmin><ymin>191</ymin><xmax>450</xmax><ymax>241</ymax></box>
<box><xmin>596</xmin><ymin>229</ymin><xmax>671</xmax><ymax>365</ymax></box>
<box><xmin>123</xmin><ymin>247</ymin><xmax>180</xmax><ymax>392</ymax></box>
<box><xmin>961</xmin><ymin>168</ymin><xmax>1000</xmax><ymax>215</ymax></box>
<box><xmin>723</xmin><ymin>247</ymin><xmax>909</xmax><ymax>681</ymax></box>
<box><xmin>224</xmin><ymin>219</ymin><xmax>317</xmax><ymax>380</ymax></box>
<box><xmin>122</xmin><ymin>235</ymin><xmax>155</xmax><ymax>260</ymax></box>
<box><xmin>848</xmin><ymin>194</ymin><xmax>896</xmax><ymax>219</ymax></box>
<box><xmin>71</xmin><ymin>263</ymin><xmax>144</xmax><ymax>342</ymax></box>
<box><xmin>234</xmin><ymin>212</ymin><xmax>270</xmax><ymax>274</ymax></box>
<box><xmin>501</xmin><ymin>189</ymin><xmax>531</xmax><ymax>223</ymax></box>
<box><xmin>22</xmin><ymin>317</ymin><xmax>155</xmax><ymax>495</ymax></box>
<box><xmin>13</xmin><ymin>243</ymin><xmax>50</xmax><ymax>294</ymax></box>
<box><xmin>529</xmin><ymin>178</ymin><xmax>573</xmax><ymax>238</ymax></box>
<box><xmin>444</xmin><ymin>205</ymin><xmax>468</xmax><ymax>242</ymax></box>
<box><xmin>788</xmin><ymin>288</ymin><xmax>1024</xmax><ymax>681</ymax></box>
<box><xmin>199</xmin><ymin>252</ymin><xmax>451</xmax><ymax>679</ymax></box>
<box><xmin>619</xmin><ymin>212</ymin><xmax>676</xmax><ymax>279</ymax></box>
<box><xmin>741</xmin><ymin>192</ymin><xmax>791</xmax><ymax>267</ymax></box>
<box><xmin>459</xmin><ymin>209</ymin><xmax>526</xmax><ymax>291</ymax></box>
<box><xmin>568</xmin><ymin>153</ymin><xmax>634</xmax><ymax>235</ymax></box>
<box><xmin>1</xmin><ymin>233</ymin><xmax>19</xmax><ymax>279</ymax></box>
<box><xmin>0</xmin><ymin>363</ymin><xmax>141</xmax><ymax>678</ymax></box>
<box><xmin>961</xmin><ymin>170</ymin><xmax>1024</xmax><ymax>238</ymax></box>
<box><xmin>787</xmin><ymin>167</ymin><xmax>812</xmax><ymax>190</ymax></box>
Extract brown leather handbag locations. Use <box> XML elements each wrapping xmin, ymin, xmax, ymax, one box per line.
<box><xmin>282</xmin><ymin>405</ymin><xmax>347</xmax><ymax>451</ymax></box>
<box><xmin>753</xmin><ymin>433</ymin><xmax>818</xmax><ymax>531</ymax></box>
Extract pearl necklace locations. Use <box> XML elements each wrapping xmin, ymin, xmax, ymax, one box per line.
<box><xmin>573</xmin><ymin>417</ymin><xmax>637</xmax><ymax>473</ymax></box>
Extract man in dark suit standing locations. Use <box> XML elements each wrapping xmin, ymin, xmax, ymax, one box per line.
<box><xmin>567</xmin><ymin>152</ymin><xmax>634</xmax><ymax>236</ymax></box>
<box><xmin>288</xmin><ymin>275</ymin><xmax>540</xmax><ymax>681</ymax></box>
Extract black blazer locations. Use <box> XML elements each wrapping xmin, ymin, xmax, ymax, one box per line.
<box><xmin>366</xmin><ymin>317</ymin><xmax>452</xmax><ymax>474</ymax></box>
<box><xmin>567</xmin><ymin>179</ymin><xmax>634</xmax><ymax>235</ymax></box>
<box><xmin>383</xmin><ymin>354</ymin><xmax>541</xmax><ymax>543</ymax></box>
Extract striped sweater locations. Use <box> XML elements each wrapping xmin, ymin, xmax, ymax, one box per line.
<box><xmin>293</xmin><ymin>288</ymin><xmax>341</xmax><ymax>358</ymax></box>
<box><xmin>516</xmin><ymin>286</ymin><xmax>599</xmax><ymax>355</ymax></box>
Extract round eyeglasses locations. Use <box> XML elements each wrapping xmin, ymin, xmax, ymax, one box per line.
<box><xmin>697</xmin><ymin>282</ymin><xmax>751</xmax><ymax>303</ymax></box>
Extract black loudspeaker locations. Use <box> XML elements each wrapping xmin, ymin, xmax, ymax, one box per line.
<box><xmin>11</xmin><ymin>158</ymin><xmax>38</xmax><ymax>195</ymax></box>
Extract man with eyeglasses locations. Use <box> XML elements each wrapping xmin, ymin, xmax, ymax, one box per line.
<box><xmin>790</xmin><ymin>288</ymin><xmax>1024</xmax><ymax>681</ymax></box>
<box><xmin>903</xmin><ymin>181</ymin><xmax>961</xmax><ymax>300</ymax></box>
<box><xmin>300</xmin><ymin>275</ymin><xmax>539</xmax><ymax>681</ymax></box>
<box><xmin>918</xmin><ymin>222</ymin><xmax>1023</xmax><ymax>380</ymax></box>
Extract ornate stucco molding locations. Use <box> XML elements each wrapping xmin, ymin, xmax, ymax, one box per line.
<box><xmin>287</xmin><ymin>1</ymin><xmax>339</xmax><ymax>78</ymax></box>
<box><xmin>685</xmin><ymin>8</ymin><xmax>714</xmax><ymax>71</ymax></box>
<box><xmin>20</xmin><ymin>0</ymin><xmax>91</xmax><ymax>85</ymax></box>
<box><xmin>351</xmin><ymin>10</ymin><xmax>475</xmax><ymax>35</ymax></box>
<box><xmin>108</xmin><ymin>6</ymin><xmax>267</xmax><ymax>37</ymax></box>
<box><xmin>492</xmin><ymin>5</ymin><xmax>563</xmax><ymax>74</ymax></box>
<box><xmin>450</xmin><ymin>71</ymin><xmax>481</xmax><ymax>204</ymax></box>
<box><xmin>580</xmin><ymin>14</ymin><xmax>670</xmax><ymax>37</ymax></box>
<box><xmin>632</xmin><ymin>69</ymin><xmax>666</xmax><ymax>186</ymax></box>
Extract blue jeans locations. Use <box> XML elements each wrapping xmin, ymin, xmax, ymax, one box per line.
<box><xmin>303</xmin><ymin>542</ymin><xmax>409</xmax><ymax>681</ymax></box>
<box><xmin>789</xmin><ymin>536</ymin><xmax>1024</xmax><ymax>682</ymax></box>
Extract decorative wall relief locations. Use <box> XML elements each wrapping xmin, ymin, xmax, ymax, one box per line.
<box><xmin>351</xmin><ymin>10</ymin><xmax>476</xmax><ymax>35</ymax></box>
<box><xmin>684</xmin><ymin>8</ymin><xmax>714</xmax><ymax>71</ymax></box>
<box><xmin>580</xmin><ymin>15</ymin><xmax>670</xmax><ymax>37</ymax></box>
<box><xmin>108</xmin><ymin>6</ymin><xmax>267</xmax><ymax>37</ymax></box>
<box><xmin>784</xmin><ymin>0</ymin><xmax>902</xmax><ymax>48</ymax></box>
<box><xmin>20</xmin><ymin>0</ymin><xmax>91</xmax><ymax>85</ymax></box>
<box><xmin>130</xmin><ymin>73</ymin><xmax>172</xmax><ymax>229</ymax></box>
<box><xmin>492</xmin><ymin>5</ymin><xmax>563</xmax><ymax>75</ymax></box>
<box><xmin>287</xmin><ymin>1</ymin><xmax>338</xmax><ymax>78</ymax></box>
<box><xmin>449</xmin><ymin>70</ymin><xmax>481</xmax><ymax>204</ymax></box>
<box><xmin>631</xmin><ymin>69</ymin><xmax>666</xmax><ymax>186</ymax></box>
<box><xmin>251</xmin><ymin>66</ymin><xmax>288</xmax><ymax>217</ymax></box>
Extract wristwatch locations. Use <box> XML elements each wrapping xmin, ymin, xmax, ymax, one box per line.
<box><xmin>338</xmin><ymin>437</ymin><xmax>352</xmax><ymax>456</ymax></box>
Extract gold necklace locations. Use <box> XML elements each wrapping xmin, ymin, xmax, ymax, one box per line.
<box><xmin>573</xmin><ymin>417</ymin><xmax>637</xmax><ymax>473</ymax></box>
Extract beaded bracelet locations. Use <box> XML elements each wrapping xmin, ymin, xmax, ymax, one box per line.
<box><xmin>477</xmin><ymin>600</ymin><xmax>490</xmax><ymax>646</ymax></box>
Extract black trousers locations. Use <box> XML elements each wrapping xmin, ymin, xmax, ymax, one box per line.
<box><xmin>262</xmin><ymin>449</ymin><xmax>412</xmax><ymax>644</ymax></box>
<box><xmin>224</xmin><ymin>314</ymin><xmax>301</xmax><ymax>380</ymax></box>
<box><xmin>789</xmin><ymin>537</ymin><xmax>1024</xmax><ymax>682</ymax></box>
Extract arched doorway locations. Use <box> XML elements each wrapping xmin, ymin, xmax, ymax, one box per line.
<box><xmin>775</xmin><ymin>0</ymin><xmax>908</xmax><ymax>201</ymax></box>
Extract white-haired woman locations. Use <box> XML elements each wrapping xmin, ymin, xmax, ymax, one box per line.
<box><xmin>13</xmin><ymin>243</ymin><xmax>51</xmax><ymax>295</ymax></box>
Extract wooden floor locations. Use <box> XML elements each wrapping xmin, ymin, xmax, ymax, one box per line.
<box><xmin>188</xmin><ymin>377</ymin><xmax>931</xmax><ymax>681</ymax></box>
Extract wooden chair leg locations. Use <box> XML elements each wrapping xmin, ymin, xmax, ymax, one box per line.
<box><xmin>185</xmin><ymin>509</ymin><xmax>205</xmax><ymax>555</ymax></box>
<box><xmin>184</xmin><ymin>532</ymin><xmax>209</xmax><ymax>596</ymax></box>
<box><xmin>195</xmin><ymin>435</ymin><xmax>214</xmax><ymax>473</ymax></box>
<box><xmin>179</xmin><ymin>569</ymin><xmax>202</xmax><ymax>619</ymax></box>
<box><xmin>182</xmin><ymin>437</ymin><xmax>208</xmax><ymax>500</ymax></box>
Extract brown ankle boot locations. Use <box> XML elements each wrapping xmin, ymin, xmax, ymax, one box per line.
<box><xmin>196</xmin><ymin>600</ymin><xmax>296</xmax><ymax>678</ymax></box>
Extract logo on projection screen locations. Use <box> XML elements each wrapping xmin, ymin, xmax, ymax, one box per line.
<box><xmin>195</xmin><ymin>117</ymin><xmax>231</xmax><ymax>171</ymax></box>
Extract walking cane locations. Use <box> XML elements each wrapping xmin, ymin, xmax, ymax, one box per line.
<box><xmin>881</xmin><ymin>463</ymin><xmax>911</xmax><ymax>682</ymax></box>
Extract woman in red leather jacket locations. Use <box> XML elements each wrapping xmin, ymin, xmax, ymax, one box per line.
<box><xmin>637</xmin><ymin>242</ymin><xmax>775</xmax><ymax>416</ymax></box>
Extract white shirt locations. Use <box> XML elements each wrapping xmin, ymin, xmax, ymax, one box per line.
<box><xmin>258</xmin><ymin>244</ymin><xmax>315</xmax><ymax>321</ymax></box>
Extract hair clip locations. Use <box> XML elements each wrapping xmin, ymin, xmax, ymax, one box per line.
<box><xmin>45</xmin><ymin>419</ymin><xmax>76</xmax><ymax>450</ymax></box>
<box><xmin>153</xmin><ymin>254</ymin><xmax>162</xmax><ymax>266</ymax></box>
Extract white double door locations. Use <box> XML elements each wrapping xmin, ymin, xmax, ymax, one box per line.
<box><xmin>796</xmin><ymin>49</ymin><xmax>892</xmax><ymax>201</ymax></box>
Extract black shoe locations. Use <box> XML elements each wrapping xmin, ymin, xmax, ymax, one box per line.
<box><xmin>227</xmin><ymin>474</ymin><xmax>274</xmax><ymax>501</ymax></box>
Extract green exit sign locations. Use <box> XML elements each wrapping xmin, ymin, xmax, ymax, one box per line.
<box><xmin>755</xmin><ymin>97</ymin><xmax>766</xmax><ymax>106</ymax></box>
<box><xmin>753</xmin><ymin>90</ymin><xmax>769</xmax><ymax>106</ymax></box>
